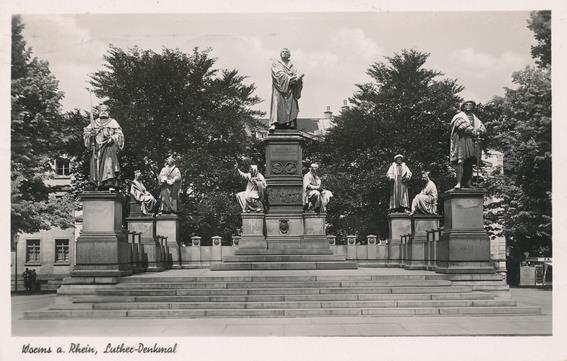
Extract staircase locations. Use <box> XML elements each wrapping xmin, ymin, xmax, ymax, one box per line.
<box><xmin>23</xmin><ymin>271</ymin><xmax>540</xmax><ymax>319</ymax></box>
<box><xmin>211</xmin><ymin>248</ymin><xmax>358</xmax><ymax>270</ymax></box>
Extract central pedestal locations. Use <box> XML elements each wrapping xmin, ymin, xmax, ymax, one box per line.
<box><xmin>127</xmin><ymin>212</ymin><xmax>163</xmax><ymax>272</ymax></box>
<box><xmin>436</xmin><ymin>189</ymin><xmax>494</xmax><ymax>274</ymax></box>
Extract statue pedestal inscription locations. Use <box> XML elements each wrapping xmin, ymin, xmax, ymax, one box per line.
<box><xmin>406</xmin><ymin>214</ymin><xmax>442</xmax><ymax>270</ymax></box>
<box><xmin>387</xmin><ymin>213</ymin><xmax>411</xmax><ymax>267</ymax></box>
<box><xmin>436</xmin><ymin>189</ymin><xmax>494</xmax><ymax>274</ymax></box>
<box><xmin>73</xmin><ymin>192</ymin><xmax>132</xmax><ymax>277</ymax></box>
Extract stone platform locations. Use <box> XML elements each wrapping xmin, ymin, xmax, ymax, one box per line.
<box><xmin>23</xmin><ymin>268</ymin><xmax>539</xmax><ymax>320</ymax></box>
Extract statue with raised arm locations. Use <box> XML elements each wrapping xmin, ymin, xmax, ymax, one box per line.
<box><xmin>450</xmin><ymin>100</ymin><xmax>486</xmax><ymax>189</ymax></box>
<box><xmin>303</xmin><ymin>163</ymin><xmax>333</xmax><ymax>213</ymax></box>
<box><xmin>83</xmin><ymin>105</ymin><xmax>124</xmax><ymax>191</ymax></box>
<box><xmin>386</xmin><ymin>154</ymin><xmax>412</xmax><ymax>213</ymax></box>
<box><xmin>269</xmin><ymin>48</ymin><xmax>304</xmax><ymax>130</ymax></box>
<box><xmin>235</xmin><ymin>164</ymin><xmax>267</xmax><ymax>213</ymax></box>
<box><xmin>158</xmin><ymin>156</ymin><xmax>182</xmax><ymax>214</ymax></box>
<box><xmin>410</xmin><ymin>171</ymin><xmax>438</xmax><ymax>215</ymax></box>
<box><xmin>130</xmin><ymin>170</ymin><xmax>157</xmax><ymax>216</ymax></box>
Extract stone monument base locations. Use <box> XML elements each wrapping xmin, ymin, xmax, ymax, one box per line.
<box><xmin>435</xmin><ymin>189</ymin><xmax>495</xmax><ymax>274</ymax></box>
<box><xmin>387</xmin><ymin>212</ymin><xmax>411</xmax><ymax>267</ymax></box>
<box><xmin>240</xmin><ymin>212</ymin><xmax>267</xmax><ymax>249</ymax></box>
<box><xmin>405</xmin><ymin>214</ymin><xmax>442</xmax><ymax>270</ymax></box>
<box><xmin>73</xmin><ymin>192</ymin><xmax>132</xmax><ymax>277</ymax></box>
<box><xmin>156</xmin><ymin>214</ymin><xmax>180</xmax><ymax>269</ymax></box>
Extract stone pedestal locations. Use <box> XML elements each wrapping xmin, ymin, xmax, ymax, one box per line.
<box><xmin>302</xmin><ymin>212</ymin><xmax>328</xmax><ymax>248</ymax></box>
<box><xmin>265</xmin><ymin>213</ymin><xmax>304</xmax><ymax>249</ymax></box>
<box><xmin>265</xmin><ymin>130</ymin><xmax>305</xmax><ymax>213</ymax></box>
<box><xmin>73</xmin><ymin>192</ymin><xmax>132</xmax><ymax>277</ymax></box>
<box><xmin>406</xmin><ymin>214</ymin><xmax>442</xmax><ymax>270</ymax></box>
<box><xmin>367</xmin><ymin>235</ymin><xmax>377</xmax><ymax>260</ymax></box>
<box><xmin>156</xmin><ymin>214</ymin><xmax>180</xmax><ymax>269</ymax></box>
<box><xmin>387</xmin><ymin>213</ymin><xmax>411</xmax><ymax>267</ymax></box>
<box><xmin>127</xmin><ymin>214</ymin><xmax>163</xmax><ymax>272</ymax></box>
<box><xmin>240</xmin><ymin>213</ymin><xmax>266</xmax><ymax>249</ymax></box>
<box><xmin>436</xmin><ymin>189</ymin><xmax>494</xmax><ymax>274</ymax></box>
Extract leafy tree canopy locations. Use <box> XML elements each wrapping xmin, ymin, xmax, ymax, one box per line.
<box><xmin>11</xmin><ymin>15</ymin><xmax>75</xmax><ymax>245</ymax></box>
<box><xmin>87</xmin><ymin>46</ymin><xmax>264</xmax><ymax>243</ymax></box>
<box><xmin>306</xmin><ymin>50</ymin><xmax>464</xmax><ymax>242</ymax></box>
<box><xmin>527</xmin><ymin>10</ymin><xmax>551</xmax><ymax>68</ymax></box>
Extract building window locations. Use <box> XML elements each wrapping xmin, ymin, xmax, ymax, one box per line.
<box><xmin>26</xmin><ymin>239</ymin><xmax>41</xmax><ymax>264</ymax></box>
<box><xmin>55</xmin><ymin>158</ymin><xmax>71</xmax><ymax>176</ymax></box>
<box><xmin>55</xmin><ymin>239</ymin><xmax>70</xmax><ymax>263</ymax></box>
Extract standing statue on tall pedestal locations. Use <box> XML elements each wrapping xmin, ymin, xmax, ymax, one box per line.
<box><xmin>386</xmin><ymin>154</ymin><xmax>412</xmax><ymax>213</ymax></box>
<box><xmin>303</xmin><ymin>163</ymin><xmax>333</xmax><ymax>213</ymax></box>
<box><xmin>130</xmin><ymin>170</ymin><xmax>157</xmax><ymax>216</ymax></box>
<box><xmin>269</xmin><ymin>48</ymin><xmax>304</xmax><ymax>130</ymax></box>
<box><xmin>235</xmin><ymin>164</ymin><xmax>267</xmax><ymax>213</ymax></box>
<box><xmin>450</xmin><ymin>100</ymin><xmax>486</xmax><ymax>189</ymax></box>
<box><xmin>83</xmin><ymin>105</ymin><xmax>124</xmax><ymax>191</ymax></box>
<box><xmin>158</xmin><ymin>156</ymin><xmax>182</xmax><ymax>214</ymax></box>
<box><xmin>410</xmin><ymin>171</ymin><xmax>438</xmax><ymax>215</ymax></box>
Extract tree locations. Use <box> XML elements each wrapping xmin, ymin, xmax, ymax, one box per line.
<box><xmin>527</xmin><ymin>11</ymin><xmax>551</xmax><ymax>68</ymax></box>
<box><xmin>11</xmin><ymin>15</ymin><xmax>75</xmax><ymax>247</ymax></box>
<box><xmin>483</xmin><ymin>66</ymin><xmax>551</xmax><ymax>256</ymax></box>
<box><xmin>308</xmin><ymin>50</ymin><xmax>463</xmax><ymax>242</ymax></box>
<box><xmin>88</xmin><ymin>46</ymin><xmax>264</xmax><ymax>243</ymax></box>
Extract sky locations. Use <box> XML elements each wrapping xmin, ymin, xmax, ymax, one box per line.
<box><xmin>20</xmin><ymin>12</ymin><xmax>536</xmax><ymax>118</ymax></box>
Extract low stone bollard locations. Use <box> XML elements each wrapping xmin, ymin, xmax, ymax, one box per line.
<box><xmin>347</xmin><ymin>235</ymin><xmax>357</xmax><ymax>260</ymax></box>
<box><xmin>212</xmin><ymin>236</ymin><xmax>222</xmax><ymax>262</ymax></box>
<box><xmin>367</xmin><ymin>235</ymin><xmax>377</xmax><ymax>260</ymax></box>
<box><xmin>327</xmin><ymin>235</ymin><xmax>336</xmax><ymax>246</ymax></box>
<box><xmin>232</xmin><ymin>235</ymin><xmax>240</xmax><ymax>248</ymax></box>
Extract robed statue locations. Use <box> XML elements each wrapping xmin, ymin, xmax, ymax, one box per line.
<box><xmin>450</xmin><ymin>100</ymin><xmax>486</xmax><ymax>189</ymax></box>
<box><xmin>410</xmin><ymin>171</ymin><xmax>438</xmax><ymax>215</ymax></box>
<box><xmin>130</xmin><ymin>170</ymin><xmax>157</xmax><ymax>216</ymax></box>
<box><xmin>235</xmin><ymin>164</ymin><xmax>267</xmax><ymax>213</ymax></box>
<box><xmin>303</xmin><ymin>163</ymin><xmax>333</xmax><ymax>213</ymax></box>
<box><xmin>158</xmin><ymin>156</ymin><xmax>182</xmax><ymax>214</ymax></box>
<box><xmin>386</xmin><ymin>154</ymin><xmax>412</xmax><ymax>213</ymax></box>
<box><xmin>83</xmin><ymin>105</ymin><xmax>124</xmax><ymax>190</ymax></box>
<box><xmin>269</xmin><ymin>48</ymin><xmax>304</xmax><ymax>130</ymax></box>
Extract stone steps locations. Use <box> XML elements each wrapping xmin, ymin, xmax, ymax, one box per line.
<box><xmin>51</xmin><ymin>299</ymin><xmax>519</xmax><ymax>311</ymax></box>
<box><xmin>71</xmin><ymin>292</ymin><xmax>496</xmax><ymax>303</ymax></box>
<box><xmin>95</xmin><ymin>285</ymin><xmax>474</xmax><ymax>297</ymax></box>
<box><xmin>120</xmin><ymin>274</ymin><xmax>449</xmax><ymax>282</ymax></box>
<box><xmin>22</xmin><ymin>272</ymin><xmax>541</xmax><ymax>320</ymax></box>
<box><xmin>24</xmin><ymin>306</ymin><xmax>541</xmax><ymax>319</ymax></box>
<box><xmin>114</xmin><ymin>280</ymin><xmax>452</xmax><ymax>289</ymax></box>
<box><xmin>222</xmin><ymin>255</ymin><xmax>346</xmax><ymax>262</ymax></box>
<box><xmin>210</xmin><ymin>261</ymin><xmax>358</xmax><ymax>271</ymax></box>
<box><xmin>235</xmin><ymin>249</ymin><xmax>334</xmax><ymax>255</ymax></box>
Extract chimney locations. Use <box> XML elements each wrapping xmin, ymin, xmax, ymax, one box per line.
<box><xmin>324</xmin><ymin>106</ymin><xmax>332</xmax><ymax>119</ymax></box>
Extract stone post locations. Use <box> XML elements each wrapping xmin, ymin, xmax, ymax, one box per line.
<box><xmin>156</xmin><ymin>214</ymin><xmax>181</xmax><ymax>269</ymax></box>
<box><xmin>436</xmin><ymin>189</ymin><xmax>494</xmax><ymax>274</ymax></box>
<box><xmin>326</xmin><ymin>235</ymin><xmax>336</xmax><ymax>246</ymax></box>
<box><xmin>346</xmin><ymin>235</ymin><xmax>357</xmax><ymax>260</ymax></box>
<box><xmin>232</xmin><ymin>235</ymin><xmax>241</xmax><ymax>248</ymax></box>
<box><xmin>73</xmin><ymin>192</ymin><xmax>132</xmax><ymax>277</ymax></box>
<box><xmin>367</xmin><ymin>235</ymin><xmax>377</xmax><ymax>260</ymax></box>
<box><xmin>190</xmin><ymin>236</ymin><xmax>201</xmax><ymax>265</ymax></box>
<box><xmin>127</xmin><ymin>232</ymin><xmax>139</xmax><ymax>273</ymax></box>
<box><xmin>211</xmin><ymin>236</ymin><xmax>222</xmax><ymax>262</ymax></box>
<box><xmin>387</xmin><ymin>213</ymin><xmax>411</xmax><ymax>267</ymax></box>
<box><xmin>406</xmin><ymin>214</ymin><xmax>442</xmax><ymax>270</ymax></box>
